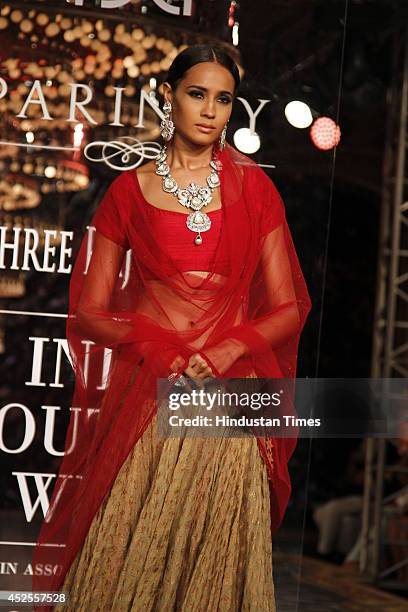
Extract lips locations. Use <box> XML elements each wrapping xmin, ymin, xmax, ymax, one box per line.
<box><xmin>196</xmin><ymin>124</ymin><xmax>215</xmax><ymax>130</ymax></box>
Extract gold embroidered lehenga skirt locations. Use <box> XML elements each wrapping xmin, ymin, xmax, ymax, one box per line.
<box><xmin>55</xmin><ymin>385</ymin><xmax>276</xmax><ymax>612</ymax></box>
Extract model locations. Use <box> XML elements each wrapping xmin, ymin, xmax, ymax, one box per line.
<box><xmin>32</xmin><ymin>43</ymin><xmax>312</xmax><ymax>611</ymax></box>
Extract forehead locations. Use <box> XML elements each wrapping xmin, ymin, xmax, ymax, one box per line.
<box><xmin>182</xmin><ymin>62</ymin><xmax>235</xmax><ymax>91</ymax></box>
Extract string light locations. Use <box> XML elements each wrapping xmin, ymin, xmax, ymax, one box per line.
<box><xmin>310</xmin><ymin>117</ymin><xmax>341</xmax><ymax>150</ymax></box>
<box><xmin>228</xmin><ymin>1</ymin><xmax>239</xmax><ymax>46</ymax></box>
<box><xmin>73</xmin><ymin>122</ymin><xmax>84</xmax><ymax>147</ymax></box>
<box><xmin>44</xmin><ymin>165</ymin><xmax>57</xmax><ymax>178</ymax></box>
<box><xmin>232</xmin><ymin>22</ymin><xmax>239</xmax><ymax>47</ymax></box>
<box><xmin>285</xmin><ymin>101</ymin><xmax>313</xmax><ymax>129</ymax></box>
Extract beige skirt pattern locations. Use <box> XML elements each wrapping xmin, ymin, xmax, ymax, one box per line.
<box><xmin>56</xmin><ymin>399</ymin><xmax>276</xmax><ymax>612</ymax></box>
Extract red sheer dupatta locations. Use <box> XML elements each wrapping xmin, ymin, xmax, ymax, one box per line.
<box><xmin>31</xmin><ymin>142</ymin><xmax>311</xmax><ymax>607</ymax></box>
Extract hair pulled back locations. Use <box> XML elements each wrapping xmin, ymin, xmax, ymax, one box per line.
<box><xmin>164</xmin><ymin>43</ymin><xmax>241</xmax><ymax>97</ymax></box>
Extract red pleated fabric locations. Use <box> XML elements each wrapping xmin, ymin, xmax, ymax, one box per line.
<box><xmin>31</xmin><ymin>141</ymin><xmax>312</xmax><ymax>608</ymax></box>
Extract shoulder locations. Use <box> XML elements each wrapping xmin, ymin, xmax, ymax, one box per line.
<box><xmin>134</xmin><ymin>160</ymin><xmax>156</xmax><ymax>191</ymax></box>
<box><xmin>137</xmin><ymin>160</ymin><xmax>156</xmax><ymax>174</ymax></box>
<box><xmin>100</xmin><ymin>171</ymin><xmax>134</xmax><ymax>220</ymax></box>
<box><xmin>242</xmin><ymin>156</ymin><xmax>282</xmax><ymax>202</ymax></box>
<box><xmin>102</xmin><ymin>170</ymin><xmax>130</xmax><ymax>198</ymax></box>
<box><xmin>224</xmin><ymin>143</ymin><xmax>271</xmax><ymax>187</ymax></box>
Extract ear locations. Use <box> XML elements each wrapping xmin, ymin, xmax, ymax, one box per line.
<box><xmin>162</xmin><ymin>82</ymin><xmax>173</xmax><ymax>104</ymax></box>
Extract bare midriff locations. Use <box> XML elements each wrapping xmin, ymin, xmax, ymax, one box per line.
<box><xmin>134</xmin><ymin>271</ymin><xmax>244</xmax><ymax>350</ymax></box>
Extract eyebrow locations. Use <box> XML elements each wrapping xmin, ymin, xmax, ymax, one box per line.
<box><xmin>186</xmin><ymin>85</ymin><xmax>233</xmax><ymax>96</ymax></box>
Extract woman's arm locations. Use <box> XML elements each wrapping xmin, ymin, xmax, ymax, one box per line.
<box><xmin>75</xmin><ymin>231</ymin><xmax>134</xmax><ymax>346</ymax></box>
<box><xmin>229</xmin><ymin>221</ymin><xmax>301</xmax><ymax>354</ymax></box>
<box><xmin>199</xmin><ymin>219</ymin><xmax>305</xmax><ymax>376</ymax></box>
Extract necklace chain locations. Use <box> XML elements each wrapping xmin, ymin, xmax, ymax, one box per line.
<box><xmin>154</xmin><ymin>144</ymin><xmax>222</xmax><ymax>246</ymax></box>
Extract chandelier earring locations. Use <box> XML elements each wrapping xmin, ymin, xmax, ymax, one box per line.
<box><xmin>219</xmin><ymin>122</ymin><xmax>228</xmax><ymax>150</ymax></box>
<box><xmin>160</xmin><ymin>99</ymin><xmax>175</xmax><ymax>142</ymax></box>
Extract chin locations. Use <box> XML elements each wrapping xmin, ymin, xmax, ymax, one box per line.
<box><xmin>190</xmin><ymin>136</ymin><xmax>218</xmax><ymax>147</ymax></box>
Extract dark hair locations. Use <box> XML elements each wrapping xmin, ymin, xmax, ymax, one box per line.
<box><xmin>165</xmin><ymin>44</ymin><xmax>241</xmax><ymax>97</ymax></box>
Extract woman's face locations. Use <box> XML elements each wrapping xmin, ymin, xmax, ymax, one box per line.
<box><xmin>163</xmin><ymin>61</ymin><xmax>235</xmax><ymax>148</ymax></box>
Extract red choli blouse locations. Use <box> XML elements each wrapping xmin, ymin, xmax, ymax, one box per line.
<box><xmin>119</xmin><ymin>170</ymin><xmax>232</xmax><ymax>279</ymax></box>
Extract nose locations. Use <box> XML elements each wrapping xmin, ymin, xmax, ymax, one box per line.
<box><xmin>201</xmin><ymin>98</ymin><xmax>216</xmax><ymax>118</ymax></box>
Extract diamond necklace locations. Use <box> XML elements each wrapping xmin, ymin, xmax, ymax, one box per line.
<box><xmin>154</xmin><ymin>144</ymin><xmax>223</xmax><ymax>246</ymax></box>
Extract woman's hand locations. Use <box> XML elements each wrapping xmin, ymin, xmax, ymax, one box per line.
<box><xmin>198</xmin><ymin>339</ymin><xmax>246</xmax><ymax>376</ymax></box>
<box><xmin>169</xmin><ymin>353</ymin><xmax>215</xmax><ymax>382</ymax></box>
<box><xmin>169</xmin><ymin>338</ymin><xmax>246</xmax><ymax>382</ymax></box>
<box><xmin>185</xmin><ymin>353</ymin><xmax>215</xmax><ymax>381</ymax></box>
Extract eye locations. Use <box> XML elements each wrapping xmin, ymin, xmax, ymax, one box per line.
<box><xmin>189</xmin><ymin>91</ymin><xmax>231</xmax><ymax>104</ymax></box>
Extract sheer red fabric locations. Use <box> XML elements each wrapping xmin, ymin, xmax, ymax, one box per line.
<box><xmin>31</xmin><ymin>142</ymin><xmax>311</xmax><ymax>606</ymax></box>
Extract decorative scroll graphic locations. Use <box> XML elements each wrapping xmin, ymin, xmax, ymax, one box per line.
<box><xmin>84</xmin><ymin>137</ymin><xmax>161</xmax><ymax>170</ymax></box>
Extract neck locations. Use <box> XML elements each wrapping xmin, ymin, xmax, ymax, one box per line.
<box><xmin>164</xmin><ymin>137</ymin><xmax>215</xmax><ymax>171</ymax></box>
